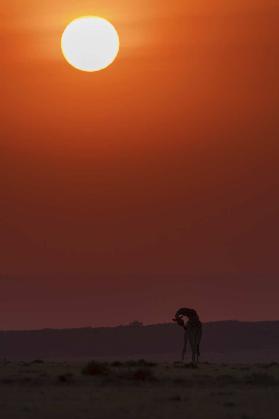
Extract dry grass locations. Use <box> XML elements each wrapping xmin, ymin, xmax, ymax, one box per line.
<box><xmin>0</xmin><ymin>361</ymin><xmax>278</xmax><ymax>418</ymax></box>
<box><xmin>244</xmin><ymin>372</ymin><xmax>278</xmax><ymax>386</ymax></box>
<box><xmin>111</xmin><ymin>359</ymin><xmax>157</xmax><ymax>368</ymax></box>
<box><xmin>120</xmin><ymin>367</ymin><xmax>156</xmax><ymax>382</ymax></box>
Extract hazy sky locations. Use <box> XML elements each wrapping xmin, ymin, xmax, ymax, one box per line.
<box><xmin>1</xmin><ymin>1</ymin><xmax>279</xmax><ymax>329</ymax></box>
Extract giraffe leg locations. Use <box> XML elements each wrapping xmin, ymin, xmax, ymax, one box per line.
<box><xmin>182</xmin><ymin>330</ymin><xmax>188</xmax><ymax>362</ymax></box>
<box><xmin>182</xmin><ymin>331</ymin><xmax>187</xmax><ymax>361</ymax></box>
<box><xmin>189</xmin><ymin>333</ymin><xmax>196</xmax><ymax>364</ymax></box>
<box><xmin>190</xmin><ymin>337</ymin><xmax>199</xmax><ymax>365</ymax></box>
<box><xmin>192</xmin><ymin>351</ymin><xmax>198</xmax><ymax>365</ymax></box>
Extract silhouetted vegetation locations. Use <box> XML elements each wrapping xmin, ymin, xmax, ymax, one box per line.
<box><xmin>111</xmin><ymin>361</ymin><xmax>123</xmax><ymax>367</ymax></box>
<box><xmin>168</xmin><ymin>395</ymin><xmax>182</xmax><ymax>402</ymax></box>
<box><xmin>128</xmin><ymin>321</ymin><xmax>143</xmax><ymax>327</ymax></box>
<box><xmin>82</xmin><ymin>361</ymin><xmax>109</xmax><ymax>376</ymax></box>
<box><xmin>58</xmin><ymin>373</ymin><xmax>74</xmax><ymax>383</ymax></box>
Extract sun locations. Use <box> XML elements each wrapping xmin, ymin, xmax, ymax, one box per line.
<box><xmin>61</xmin><ymin>17</ymin><xmax>120</xmax><ymax>72</ymax></box>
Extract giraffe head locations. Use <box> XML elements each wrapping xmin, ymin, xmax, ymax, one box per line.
<box><xmin>172</xmin><ymin>316</ymin><xmax>184</xmax><ymax>327</ymax></box>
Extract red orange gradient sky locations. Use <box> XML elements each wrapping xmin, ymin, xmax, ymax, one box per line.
<box><xmin>1</xmin><ymin>1</ymin><xmax>279</xmax><ymax>329</ymax></box>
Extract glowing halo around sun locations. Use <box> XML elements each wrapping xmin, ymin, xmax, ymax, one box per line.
<box><xmin>61</xmin><ymin>17</ymin><xmax>120</xmax><ymax>72</ymax></box>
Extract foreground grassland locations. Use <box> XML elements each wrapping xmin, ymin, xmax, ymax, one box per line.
<box><xmin>0</xmin><ymin>360</ymin><xmax>278</xmax><ymax>419</ymax></box>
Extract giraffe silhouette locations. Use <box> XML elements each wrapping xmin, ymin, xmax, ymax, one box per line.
<box><xmin>173</xmin><ymin>307</ymin><xmax>202</xmax><ymax>364</ymax></box>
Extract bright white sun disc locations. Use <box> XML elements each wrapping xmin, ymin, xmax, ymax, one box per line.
<box><xmin>61</xmin><ymin>17</ymin><xmax>120</xmax><ymax>72</ymax></box>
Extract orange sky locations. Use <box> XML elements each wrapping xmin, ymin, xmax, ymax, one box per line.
<box><xmin>1</xmin><ymin>1</ymin><xmax>279</xmax><ymax>329</ymax></box>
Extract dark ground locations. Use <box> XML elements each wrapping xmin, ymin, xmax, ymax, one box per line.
<box><xmin>0</xmin><ymin>360</ymin><xmax>279</xmax><ymax>419</ymax></box>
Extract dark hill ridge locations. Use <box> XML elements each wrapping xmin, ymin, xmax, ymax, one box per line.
<box><xmin>0</xmin><ymin>321</ymin><xmax>278</xmax><ymax>362</ymax></box>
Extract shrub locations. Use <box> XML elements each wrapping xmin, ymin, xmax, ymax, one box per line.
<box><xmin>128</xmin><ymin>321</ymin><xmax>143</xmax><ymax>327</ymax></box>
<box><xmin>111</xmin><ymin>361</ymin><xmax>123</xmax><ymax>367</ymax></box>
<box><xmin>168</xmin><ymin>395</ymin><xmax>182</xmax><ymax>402</ymax></box>
<box><xmin>82</xmin><ymin>361</ymin><xmax>109</xmax><ymax>376</ymax></box>
<box><xmin>58</xmin><ymin>373</ymin><xmax>74</xmax><ymax>383</ymax></box>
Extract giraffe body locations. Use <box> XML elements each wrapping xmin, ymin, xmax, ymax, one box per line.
<box><xmin>173</xmin><ymin>307</ymin><xmax>202</xmax><ymax>364</ymax></box>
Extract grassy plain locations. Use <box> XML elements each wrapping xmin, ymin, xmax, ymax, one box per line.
<box><xmin>0</xmin><ymin>360</ymin><xmax>278</xmax><ymax>419</ymax></box>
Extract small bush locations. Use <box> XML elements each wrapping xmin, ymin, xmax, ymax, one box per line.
<box><xmin>82</xmin><ymin>361</ymin><xmax>109</xmax><ymax>376</ymax></box>
<box><xmin>128</xmin><ymin>321</ymin><xmax>143</xmax><ymax>327</ymax></box>
<box><xmin>1</xmin><ymin>378</ymin><xmax>14</xmax><ymax>384</ymax></box>
<box><xmin>58</xmin><ymin>373</ymin><xmax>74</xmax><ymax>383</ymax></box>
<box><xmin>169</xmin><ymin>395</ymin><xmax>182</xmax><ymax>402</ymax></box>
<box><xmin>111</xmin><ymin>361</ymin><xmax>123</xmax><ymax>367</ymax></box>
